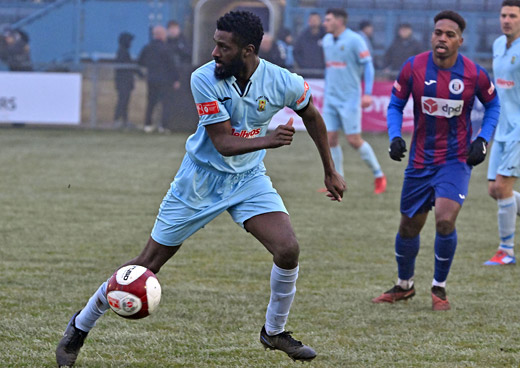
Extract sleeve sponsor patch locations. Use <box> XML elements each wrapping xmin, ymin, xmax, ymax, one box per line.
<box><xmin>296</xmin><ymin>81</ymin><xmax>310</xmax><ymax>105</ymax></box>
<box><xmin>393</xmin><ymin>80</ymin><xmax>401</xmax><ymax>92</ymax></box>
<box><xmin>196</xmin><ymin>101</ymin><xmax>220</xmax><ymax>116</ymax></box>
<box><xmin>359</xmin><ymin>50</ymin><xmax>370</xmax><ymax>58</ymax></box>
<box><xmin>488</xmin><ymin>82</ymin><xmax>495</xmax><ymax>95</ymax></box>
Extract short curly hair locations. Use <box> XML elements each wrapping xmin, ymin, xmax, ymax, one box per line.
<box><xmin>216</xmin><ymin>11</ymin><xmax>264</xmax><ymax>54</ymax></box>
<box><xmin>434</xmin><ymin>10</ymin><xmax>466</xmax><ymax>33</ymax></box>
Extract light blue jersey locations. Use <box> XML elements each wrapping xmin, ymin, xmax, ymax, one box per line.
<box><xmin>492</xmin><ymin>35</ymin><xmax>520</xmax><ymax>142</ymax></box>
<box><xmin>322</xmin><ymin>28</ymin><xmax>372</xmax><ymax>106</ymax></box>
<box><xmin>187</xmin><ymin>59</ymin><xmax>311</xmax><ymax>173</ymax></box>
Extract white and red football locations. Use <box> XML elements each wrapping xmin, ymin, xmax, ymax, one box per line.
<box><xmin>106</xmin><ymin>265</ymin><xmax>161</xmax><ymax>319</ymax></box>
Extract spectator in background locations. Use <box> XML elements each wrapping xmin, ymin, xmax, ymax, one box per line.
<box><xmin>259</xmin><ymin>33</ymin><xmax>284</xmax><ymax>67</ymax></box>
<box><xmin>0</xmin><ymin>32</ymin><xmax>8</xmax><ymax>70</ymax></box>
<box><xmin>138</xmin><ymin>25</ymin><xmax>180</xmax><ymax>133</ymax></box>
<box><xmin>276</xmin><ymin>28</ymin><xmax>295</xmax><ymax>69</ymax></box>
<box><xmin>383</xmin><ymin>23</ymin><xmax>424</xmax><ymax>78</ymax></box>
<box><xmin>166</xmin><ymin>20</ymin><xmax>191</xmax><ymax>66</ymax></box>
<box><xmin>294</xmin><ymin>12</ymin><xmax>325</xmax><ymax>70</ymax></box>
<box><xmin>114</xmin><ymin>32</ymin><xmax>142</xmax><ymax>128</ymax></box>
<box><xmin>3</xmin><ymin>29</ymin><xmax>32</xmax><ymax>71</ymax></box>
<box><xmin>358</xmin><ymin>20</ymin><xmax>375</xmax><ymax>61</ymax></box>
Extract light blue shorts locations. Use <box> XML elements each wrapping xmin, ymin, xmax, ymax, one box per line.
<box><xmin>151</xmin><ymin>154</ymin><xmax>288</xmax><ymax>246</ymax></box>
<box><xmin>322</xmin><ymin>101</ymin><xmax>361</xmax><ymax>135</ymax></box>
<box><xmin>487</xmin><ymin>140</ymin><xmax>520</xmax><ymax>180</ymax></box>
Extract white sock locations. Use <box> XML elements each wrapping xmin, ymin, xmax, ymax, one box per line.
<box><xmin>432</xmin><ymin>279</ymin><xmax>446</xmax><ymax>288</ymax></box>
<box><xmin>397</xmin><ymin>278</ymin><xmax>414</xmax><ymax>290</ymax></box>
<box><xmin>265</xmin><ymin>264</ymin><xmax>298</xmax><ymax>336</ymax></box>
<box><xmin>513</xmin><ymin>191</ymin><xmax>520</xmax><ymax>216</ymax></box>
<box><xmin>75</xmin><ymin>280</ymin><xmax>110</xmax><ymax>332</ymax></box>
<box><xmin>358</xmin><ymin>141</ymin><xmax>383</xmax><ymax>178</ymax></box>
<box><xmin>330</xmin><ymin>145</ymin><xmax>344</xmax><ymax>177</ymax></box>
<box><xmin>497</xmin><ymin>196</ymin><xmax>516</xmax><ymax>256</ymax></box>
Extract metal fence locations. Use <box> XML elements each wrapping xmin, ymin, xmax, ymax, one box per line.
<box><xmin>80</xmin><ymin>62</ymin><xmax>198</xmax><ymax>131</ymax></box>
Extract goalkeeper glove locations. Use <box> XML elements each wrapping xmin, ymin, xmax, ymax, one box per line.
<box><xmin>389</xmin><ymin>137</ymin><xmax>407</xmax><ymax>161</ymax></box>
<box><xmin>466</xmin><ymin>137</ymin><xmax>488</xmax><ymax>166</ymax></box>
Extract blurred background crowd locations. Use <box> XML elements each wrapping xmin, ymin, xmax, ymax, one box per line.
<box><xmin>0</xmin><ymin>0</ymin><xmax>502</xmax><ymax>130</ymax></box>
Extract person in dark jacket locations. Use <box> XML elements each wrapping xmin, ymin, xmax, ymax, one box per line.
<box><xmin>276</xmin><ymin>28</ymin><xmax>295</xmax><ymax>69</ymax></box>
<box><xmin>259</xmin><ymin>33</ymin><xmax>284</xmax><ymax>67</ymax></box>
<box><xmin>4</xmin><ymin>29</ymin><xmax>32</xmax><ymax>71</ymax></box>
<box><xmin>293</xmin><ymin>12</ymin><xmax>325</xmax><ymax>70</ymax></box>
<box><xmin>383</xmin><ymin>23</ymin><xmax>425</xmax><ymax>78</ymax></box>
<box><xmin>114</xmin><ymin>32</ymin><xmax>141</xmax><ymax>127</ymax></box>
<box><xmin>138</xmin><ymin>25</ymin><xmax>180</xmax><ymax>133</ymax></box>
<box><xmin>166</xmin><ymin>20</ymin><xmax>191</xmax><ymax>66</ymax></box>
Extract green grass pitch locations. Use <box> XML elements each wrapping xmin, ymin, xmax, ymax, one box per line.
<box><xmin>1</xmin><ymin>127</ymin><xmax>519</xmax><ymax>367</ymax></box>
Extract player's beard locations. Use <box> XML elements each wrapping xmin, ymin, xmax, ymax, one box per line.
<box><xmin>214</xmin><ymin>54</ymin><xmax>244</xmax><ymax>80</ymax></box>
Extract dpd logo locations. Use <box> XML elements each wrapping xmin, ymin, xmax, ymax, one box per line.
<box><xmin>421</xmin><ymin>96</ymin><xmax>464</xmax><ymax>118</ymax></box>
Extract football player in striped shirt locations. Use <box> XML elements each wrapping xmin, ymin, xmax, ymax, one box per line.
<box><xmin>372</xmin><ymin>10</ymin><xmax>500</xmax><ymax>310</ymax></box>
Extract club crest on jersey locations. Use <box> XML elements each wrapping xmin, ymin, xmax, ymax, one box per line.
<box><xmin>512</xmin><ymin>56</ymin><xmax>516</xmax><ymax>64</ymax></box>
<box><xmin>421</xmin><ymin>96</ymin><xmax>464</xmax><ymax>118</ymax></box>
<box><xmin>448</xmin><ymin>79</ymin><xmax>464</xmax><ymax>95</ymax></box>
<box><xmin>256</xmin><ymin>96</ymin><xmax>268</xmax><ymax>112</ymax></box>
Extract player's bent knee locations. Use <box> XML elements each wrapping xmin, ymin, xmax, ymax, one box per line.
<box><xmin>488</xmin><ymin>185</ymin><xmax>498</xmax><ymax>200</ymax></box>
<box><xmin>346</xmin><ymin>135</ymin><xmax>363</xmax><ymax>149</ymax></box>
<box><xmin>398</xmin><ymin>223</ymin><xmax>421</xmax><ymax>238</ymax></box>
<box><xmin>274</xmin><ymin>241</ymin><xmax>300</xmax><ymax>268</ymax></box>
<box><xmin>436</xmin><ymin>219</ymin><xmax>455</xmax><ymax>235</ymax></box>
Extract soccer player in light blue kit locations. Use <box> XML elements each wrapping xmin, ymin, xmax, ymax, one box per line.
<box><xmin>484</xmin><ymin>0</ymin><xmax>520</xmax><ymax>266</ymax></box>
<box><xmin>55</xmin><ymin>11</ymin><xmax>345</xmax><ymax>366</ymax></box>
<box><xmin>321</xmin><ymin>8</ymin><xmax>387</xmax><ymax>194</ymax></box>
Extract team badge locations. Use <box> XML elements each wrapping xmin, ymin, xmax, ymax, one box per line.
<box><xmin>449</xmin><ymin>79</ymin><xmax>464</xmax><ymax>95</ymax></box>
<box><xmin>256</xmin><ymin>96</ymin><xmax>269</xmax><ymax>112</ymax></box>
<box><xmin>512</xmin><ymin>56</ymin><xmax>516</xmax><ymax>64</ymax></box>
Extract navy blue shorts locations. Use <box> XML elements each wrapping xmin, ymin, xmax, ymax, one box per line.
<box><xmin>400</xmin><ymin>161</ymin><xmax>471</xmax><ymax>218</ymax></box>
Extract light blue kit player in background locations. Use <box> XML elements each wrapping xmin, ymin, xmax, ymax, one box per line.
<box><xmin>322</xmin><ymin>8</ymin><xmax>387</xmax><ymax>194</ymax></box>
<box><xmin>56</xmin><ymin>10</ymin><xmax>346</xmax><ymax>367</ymax></box>
<box><xmin>485</xmin><ymin>0</ymin><xmax>520</xmax><ymax>266</ymax></box>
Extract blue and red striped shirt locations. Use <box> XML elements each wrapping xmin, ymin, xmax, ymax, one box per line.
<box><xmin>387</xmin><ymin>51</ymin><xmax>499</xmax><ymax>169</ymax></box>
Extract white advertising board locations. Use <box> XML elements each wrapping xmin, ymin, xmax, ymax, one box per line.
<box><xmin>0</xmin><ymin>72</ymin><xmax>81</xmax><ymax>124</ymax></box>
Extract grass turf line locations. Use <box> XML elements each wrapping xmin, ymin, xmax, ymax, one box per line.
<box><xmin>1</xmin><ymin>128</ymin><xmax>519</xmax><ymax>367</ymax></box>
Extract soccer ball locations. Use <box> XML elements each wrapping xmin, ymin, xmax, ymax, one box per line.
<box><xmin>106</xmin><ymin>265</ymin><xmax>161</xmax><ymax>319</ymax></box>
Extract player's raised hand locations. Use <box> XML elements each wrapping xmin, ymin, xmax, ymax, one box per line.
<box><xmin>324</xmin><ymin>170</ymin><xmax>347</xmax><ymax>202</ymax></box>
<box><xmin>389</xmin><ymin>137</ymin><xmax>407</xmax><ymax>161</ymax></box>
<box><xmin>267</xmin><ymin>117</ymin><xmax>295</xmax><ymax>148</ymax></box>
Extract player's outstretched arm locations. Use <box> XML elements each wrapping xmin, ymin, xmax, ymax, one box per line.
<box><xmin>205</xmin><ymin>119</ymin><xmax>295</xmax><ymax>157</ymax></box>
<box><xmin>296</xmin><ymin>97</ymin><xmax>346</xmax><ymax>201</ymax></box>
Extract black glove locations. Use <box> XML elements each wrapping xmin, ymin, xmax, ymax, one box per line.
<box><xmin>467</xmin><ymin>137</ymin><xmax>488</xmax><ymax>166</ymax></box>
<box><xmin>389</xmin><ymin>137</ymin><xmax>407</xmax><ymax>161</ymax></box>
